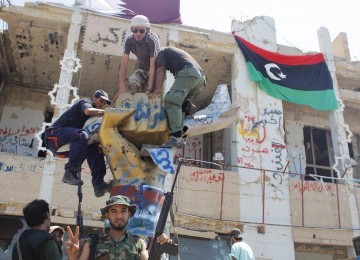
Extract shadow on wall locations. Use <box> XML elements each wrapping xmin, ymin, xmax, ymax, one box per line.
<box><xmin>0</xmin><ymin>216</ymin><xmax>26</xmax><ymax>260</ymax></box>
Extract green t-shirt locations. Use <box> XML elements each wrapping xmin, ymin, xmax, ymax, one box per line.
<box><xmin>40</xmin><ymin>239</ymin><xmax>63</xmax><ymax>260</ymax></box>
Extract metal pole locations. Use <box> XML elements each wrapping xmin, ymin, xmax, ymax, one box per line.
<box><xmin>76</xmin><ymin>171</ymin><xmax>84</xmax><ymax>238</ymax></box>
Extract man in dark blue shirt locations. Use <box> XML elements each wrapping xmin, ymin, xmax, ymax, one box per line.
<box><xmin>45</xmin><ymin>90</ymin><xmax>111</xmax><ymax>197</ymax></box>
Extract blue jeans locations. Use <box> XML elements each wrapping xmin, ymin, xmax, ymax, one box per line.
<box><xmin>45</xmin><ymin>127</ymin><xmax>106</xmax><ymax>186</ymax></box>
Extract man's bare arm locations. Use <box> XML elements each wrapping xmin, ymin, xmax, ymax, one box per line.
<box><xmin>147</xmin><ymin>57</ymin><xmax>156</xmax><ymax>92</ymax></box>
<box><xmin>77</xmin><ymin>242</ymin><xmax>90</xmax><ymax>260</ymax></box>
<box><xmin>84</xmin><ymin>108</ymin><xmax>104</xmax><ymax>117</ymax></box>
<box><xmin>152</xmin><ymin>66</ymin><xmax>166</xmax><ymax>94</ymax></box>
<box><xmin>118</xmin><ymin>54</ymin><xmax>129</xmax><ymax>93</ymax></box>
<box><xmin>140</xmin><ymin>238</ymin><xmax>149</xmax><ymax>260</ymax></box>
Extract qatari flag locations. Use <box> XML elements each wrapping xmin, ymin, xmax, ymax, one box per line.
<box><xmin>234</xmin><ymin>34</ymin><xmax>338</xmax><ymax>110</ymax></box>
<box><xmin>75</xmin><ymin>0</ymin><xmax>181</xmax><ymax>24</ymax></box>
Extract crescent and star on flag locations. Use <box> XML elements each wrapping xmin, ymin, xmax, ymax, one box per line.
<box><xmin>264</xmin><ymin>63</ymin><xmax>287</xmax><ymax>81</ymax></box>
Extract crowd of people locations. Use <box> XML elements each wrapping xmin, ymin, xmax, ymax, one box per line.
<box><xmin>12</xmin><ymin>196</ymin><xmax>173</xmax><ymax>260</ymax></box>
<box><xmin>13</xmin><ymin>197</ymin><xmax>253</xmax><ymax>259</ymax></box>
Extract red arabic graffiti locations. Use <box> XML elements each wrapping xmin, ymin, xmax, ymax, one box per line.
<box><xmin>293</xmin><ymin>181</ymin><xmax>332</xmax><ymax>194</ymax></box>
<box><xmin>236</xmin><ymin>157</ymin><xmax>255</xmax><ymax>168</ymax></box>
<box><xmin>0</xmin><ymin>125</ymin><xmax>40</xmax><ymax>137</ymax></box>
<box><xmin>180</xmin><ymin>169</ymin><xmax>224</xmax><ymax>184</ymax></box>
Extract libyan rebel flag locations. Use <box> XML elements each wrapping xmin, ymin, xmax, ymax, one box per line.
<box><xmin>234</xmin><ymin>35</ymin><xmax>338</xmax><ymax>110</ymax></box>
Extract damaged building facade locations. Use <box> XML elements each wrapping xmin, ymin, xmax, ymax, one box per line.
<box><xmin>1</xmin><ymin>2</ymin><xmax>360</xmax><ymax>260</ymax></box>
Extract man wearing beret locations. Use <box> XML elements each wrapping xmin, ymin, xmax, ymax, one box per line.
<box><xmin>65</xmin><ymin>195</ymin><xmax>172</xmax><ymax>259</ymax></box>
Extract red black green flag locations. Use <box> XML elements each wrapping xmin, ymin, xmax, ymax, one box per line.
<box><xmin>234</xmin><ymin>35</ymin><xmax>338</xmax><ymax>110</ymax></box>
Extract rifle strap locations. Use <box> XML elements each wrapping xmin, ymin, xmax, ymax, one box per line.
<box><xmin>170</xmin><ymin>204</ymin><xmax>181</xmax><ymax>260</ymax></box>
<box><xmin>16</xmin><ymin>240</ymin><xmax>23</xmax><ymax>260</ymax></box>
<box><xmin>89</xmin><ymin>234</ymin><xmax>100</xmax><ymax>260</ymax></box>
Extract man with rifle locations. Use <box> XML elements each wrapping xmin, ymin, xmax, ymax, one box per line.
<box><xmin>65</xmin><ymin>195</ymin><xmax>174</xmax><ymax>259</ymax></box>
<box><xmin>147</xmin><ymin>160</ymin><xmax>182</xmax><ymax>259</ymax></box>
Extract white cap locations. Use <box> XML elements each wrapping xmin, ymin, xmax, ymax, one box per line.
<box><xmin>49</xmin><ymin>225</ymin><xmax>64</xmax><ymax>234</ymax></box>
<box><xmin>130</xmin><ymin>15</ymin><xmax>150</xmax><ymax>28</ymax></box>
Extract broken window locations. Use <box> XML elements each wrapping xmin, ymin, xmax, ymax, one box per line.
<box><xmin>37</xmin><ymin>107</ymin><xmax>53</xmax><ymax>158</ymax></box>
<box><xmin>303</xmin><ymin>126</ymin><xmax>354</xmax><ymax>183</ymax></box>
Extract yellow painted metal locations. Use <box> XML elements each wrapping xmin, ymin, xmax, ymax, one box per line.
<box><xmin>99</xmin><ymin>94</ymin><xmax>168</xmax><ymax>185</ymax></box>
<box><xmin>114</xmin><ymin>93</ymin><xmax>168</xmax><ymax>147</ymax></box>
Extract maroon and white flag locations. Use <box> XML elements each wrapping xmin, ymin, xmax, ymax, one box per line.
<box><xmin>75</xmin><ymin>0</ymin><xmax>181</xmax><ymax>24</ymax></box>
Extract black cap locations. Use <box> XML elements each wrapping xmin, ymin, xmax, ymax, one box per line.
<box><xmin>93</xmin><ymin>90</ymin><xmax>111</xmax><ymax>105</ymax></box>
<box><xmin>230</xmin><ymin>228</ymin><xmax>242</xmax><ymax>239</ymax></box>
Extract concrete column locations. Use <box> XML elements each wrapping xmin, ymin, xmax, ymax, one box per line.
<box><xmin>318</xmin><ymin>27</ymin><xmax>351</xmax><ymax>177</ymax></box>
<box><xmin>54</xmin><ymin>11</ymin><xmax>83</xmax><ymax>116</ymax></box>
<box><xmin>318</xmin><ymin>27</ymin><xmax>360</xmax><ymax>255</ymax></box>
<box><xmin>38</xmin><ymin>11</ymin><xmax>83</xmax><ymax>202</ymax></box>
<box><xmin>231</xmin><ymin>16</ymin><xmax>294</xmax><ymax>259</ymax></box>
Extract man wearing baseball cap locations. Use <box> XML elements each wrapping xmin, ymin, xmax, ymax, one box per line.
<box><xmin>116</xmin><ymin>15</ymin><xmax>161</xmax><ymax>98</ymax></box>
<box><xmin>49</xmin><ymin>226</ymin><xmax>65</xmax><ymax>247</ymax></box>
<box><xmin>229</xmin><ymin>228</ymin><xmax>254</xmax><ymax>260</ymax></box>
<box><xmin>65</xmin><ymin>195</ymin><xmax>172</xmax><ymax>259</ymax></box>
<box><xmin>44</xmin><ymin>90</ymin><xmax>112</xmax><ymax>197</ymax></box>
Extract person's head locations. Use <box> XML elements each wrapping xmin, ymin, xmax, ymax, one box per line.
<box><xmin>92</xmin><ymin>90</ymin><xmax>111</xmax><ymax>109</ymax></box>
<box><xmin>23</xmin><ymin>199</ymin><xmax>50</xmax><ymax>229</ymax></box>
<box><xmin>49</xmin><ymin>226</ymin><xmax>65</xmax><ymax>247</ymax></box>
<box><xmin>130</xmin><ymin>15</ymin><xmax>150</xmax><ymax>42</ymax></box>
<box><xmin>230</xmin><ymin>228</ymin><xmax>243</xmax><ymax>243</ymax></box>
<box><xmin>101</xmin><ymin>195</ymin><xmax>136</xmax><ymax>232</ymax></box>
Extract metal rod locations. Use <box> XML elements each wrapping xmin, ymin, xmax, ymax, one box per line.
<box><xmin>262</xmin><ymin>170</ymin><xmax>265</xmax><ymax>224</ymax></box>
<box><xmin>76</xmin><ymin>171</ymin><xmax>83</xmax><ymax>238</ymax></box>
<box><xmin>336</xmin><ymin>183</ymin><xmax>341</xmax><ymax>229</ymax></box>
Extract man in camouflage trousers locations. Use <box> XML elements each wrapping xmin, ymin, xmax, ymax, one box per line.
<box><xmin>65</xmin><ymin>195</ymin><xmax>172</xmax><ymax>259</ymax></box>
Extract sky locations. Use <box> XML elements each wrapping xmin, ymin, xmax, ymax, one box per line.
<box><xmin>10</xmin><ymin>0</ymin><xmax>360</xmax><ymax>60</ymax></box>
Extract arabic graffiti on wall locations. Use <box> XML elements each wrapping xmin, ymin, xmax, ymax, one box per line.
<box><xmin>180</xmin><ymin>168</ymin><xmax>224</xmax><ymax>184</ymax></box>
<box><xmin>236</xmin><ymin>104</ymin><xmax>288</xmax><ymax>198</ymax></box>
<box><xmin>0</xmin><ymin>159</ymin><xmax>41</xmax><ymax>173</ymax></box>
<box><xmin>0</xmin><ymin>127</ymin><xmax>39</xmax><ymax>156</ymax></box>
<box><xmin>83</xmin><ymin>15</ymin><xmax>168</xmax><ymax>57</ymax></box>
<box><xmin>293</xmin><ymin>180</ymin><xmax>332</xmax><ymax>194</ymax></box>
<box><xmin>236</xmin><ymin>107</ymin><xmax>284</xmax><ymax>170</ymax></box>
<box><xmin>0</xmin><ymin>107</ymin><xmax>43</xmax><ymax>157</ymax></box>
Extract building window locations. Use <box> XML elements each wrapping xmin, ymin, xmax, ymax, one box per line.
<box><xmin>304</xmin><ymin>126</ymin><xmax>354</xmax><ymax>183</ymax></box>
<box><xmin>37</xmin><ymin>107</ymin><xmax>53</xmax><ymax>158</ymax></box>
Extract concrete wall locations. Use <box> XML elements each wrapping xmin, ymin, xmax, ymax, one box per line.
<box><xmin>0</xmin><ymin>85</ymin><xmax>50</xmax><ymax>156</ymax></box>
<box><xmin>0</xmin><ymin>153</ymin><xmax>109</xmax><ymax>220</ymax></box>
<box><xmin>3</xmin><ymin>153</ymin><xmax>358</xmax><ymax>259</ymax></box>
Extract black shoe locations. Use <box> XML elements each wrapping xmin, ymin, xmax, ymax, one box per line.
<box><xmin>182</xmin><ymin>100</ymin><xmax>197</xmax><ymax>117</ymax></box>
<box><xmin>62</xmin><ymin>170</ymin><xmax>83</xmax><ymax>186</ymax></box>
<box><xmin>94</xmin><ymin>181</ymin><xmax>111</xmax><ymax>197</ymax></box>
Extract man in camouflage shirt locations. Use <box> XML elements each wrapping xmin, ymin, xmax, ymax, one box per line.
<box><xmin>66</xmin><ymin>195</ymin><xmax>172</xmax><ymax>259</ymax></box>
